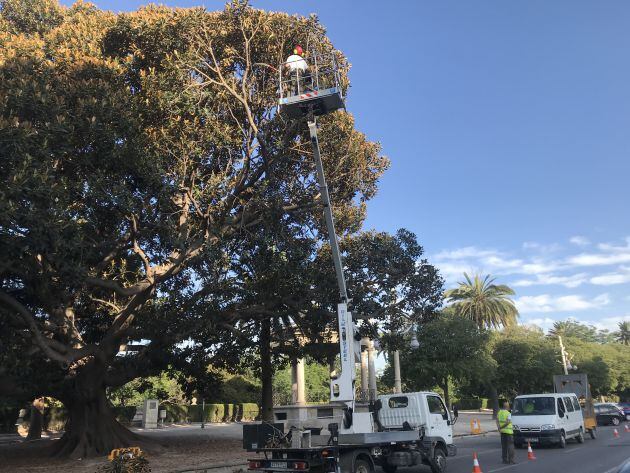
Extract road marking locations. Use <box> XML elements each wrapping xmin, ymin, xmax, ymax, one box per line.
<box><xmin>449</xmin><ymin>448</ymin><xmax>502</xmax><ymax>461</ymax></box>
<box><xmin>487</xmin><ymin>464</ymin><xmax>519</xmax><ymax>472</ymax></box>
<box><xmin>603</xmin><ymin>461</ymin><xmax>630</xmax><ymax>473</ymax></box>
<box><xmin>562</xmin><ymin>447</ymin><xmax>580</xmax><ymax>454</ymax></box>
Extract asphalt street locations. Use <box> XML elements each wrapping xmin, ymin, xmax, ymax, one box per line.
<box><xmin>394</xmin><ymin>425</ymin><xmax>630</xmax><ymax>473</ymax></box>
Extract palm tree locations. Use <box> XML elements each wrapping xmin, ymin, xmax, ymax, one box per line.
<box><xmin>445</xmin><ymin>273</ymin><xmax>518</xmax><ymax>418</ymax></box>
<box><xmin>444</xmin><ymin>273</ymin><xmax>519</xmax><ymax>328</ymax></box>
<box><xmin>615</xmin><ymin>321</ymin><xmax>630</xmax><ymax>345</ymax></box>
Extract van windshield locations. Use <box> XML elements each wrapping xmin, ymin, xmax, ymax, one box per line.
<box><xmin>513</xmin><ymin>397</ymin><xmax>556</xmax><ymax>416</ymax></box>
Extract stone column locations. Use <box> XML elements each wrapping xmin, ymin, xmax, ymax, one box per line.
<box><xmin>291</xmin><ymin>357</ymin><xmax>306</xmax><ymax>405</ymax></box>
<box><xmin>367</xmin><ymin>340</ymin><xmax>377</xmax><ymax>401</ymax></box>
<box><xmin>360</xmin><ymin>338</ymin><xmax>369</xmax><ymax>401</ymax></box>
<box><xmin>393</xmin><ymin>350</ymin><xmax>402</xmax><ymax>394</ymax></box>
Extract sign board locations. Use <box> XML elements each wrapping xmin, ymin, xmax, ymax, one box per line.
<box><xmin>142</xmin><ymin>399</ymin><xmax>159</xmax><ymax>429</ymax></box>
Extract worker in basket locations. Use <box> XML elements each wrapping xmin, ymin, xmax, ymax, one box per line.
<box><xmin>285</xmin><ymin>45</ymin><xmax>310</xmax><ymax>95</ymax></box>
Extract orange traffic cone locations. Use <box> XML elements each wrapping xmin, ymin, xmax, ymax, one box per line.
<box><xmin>527</xmin><ymin>442</ymin><xmax>536</xmax><ymax>460</ymax></box>
<box><xmin>472</xmin><ymin>452</ymin><xmax>483</xmax><ymax>473</ymax></box>
<box><xmin>613</xmin><ymin>428</ymin><xmax>620</xmax><ymax>438</ymax></box>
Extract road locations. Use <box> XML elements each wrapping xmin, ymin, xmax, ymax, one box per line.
<box><xmin>396</xmin><ymin>425</ymin><xmax>630</xmax><ymax>473</ymax></box>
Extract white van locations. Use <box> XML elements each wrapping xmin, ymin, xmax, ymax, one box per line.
<box><xmin>512</xmin><ymin>393</ymin><xmax>585</xmax><ymax>448</ymax></box>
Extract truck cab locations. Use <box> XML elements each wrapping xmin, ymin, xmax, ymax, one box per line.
<box><xmin>378</xmin><ymin>392</ymin><xmax>455</xmax><ymax>450</ymax></box>
<box><xmin>377</xmin><ymin>392</ymin><xmax>457</xmax><ymax>468</ymax></box>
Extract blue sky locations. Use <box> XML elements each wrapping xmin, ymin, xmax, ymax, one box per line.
<box><xmin>61</xmin><ymin>0</ymin><xmax>630</xmax><ymax>332</ymax></box>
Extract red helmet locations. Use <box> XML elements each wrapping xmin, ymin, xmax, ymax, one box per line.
<box><xmin>293</xmin><ymin>45</ymin><xmax>303</xmax><ymax>55</ymax></box>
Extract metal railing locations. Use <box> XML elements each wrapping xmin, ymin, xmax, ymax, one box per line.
<box><xmin>278</xmin><ymin>51</ymin><xmax>343</xmax><ymax>102</ymax></box>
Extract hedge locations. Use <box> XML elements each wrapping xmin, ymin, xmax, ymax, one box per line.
<box><xmin>0</xmin><ymin>406</ymin><xmax>20</xmax><ymax>433</ymax></box>
<box><xmin>455</xmin><ymin>398</ymin><xmax>489</xmax><ymax>410</ymax></box>
<box><xmin>113</xmin><ymin>406</ymin><xmax>137</xmax><ymax>425</ymax></box>
<box><xmin>0</xmin><ymin>402</ymin><xmax>258</xmax><ymax>431</ymax></box>
<box><xmin>46</xmin><ymin>407</ymin><xmax>67</xmax><ymax>431</ymax></box>
<box><xmin>240</xmin><ymin>403</ymin><xmax>259</xmax><ymax>421</ymax></box>
<box><xmin>186</xmin><ymin>403</ymin><xmax>260</xmax><ymax>423</ymax></box>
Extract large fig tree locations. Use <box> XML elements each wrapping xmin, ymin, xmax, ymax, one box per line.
<box><xmin>0</xmin><ymin>0</ymin><xmax>387</xmax><ymax>457</ymax></box>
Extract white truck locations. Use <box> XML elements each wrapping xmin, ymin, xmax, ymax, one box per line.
<box><xmin>244</xmin><ymin>390</ymin><xmax>456</xmax><ymax>473</ymax></box>
<box><xmin>243</xmin><ymin>46</ymin><xmax>457</xmax><ymax>473</ymax></box>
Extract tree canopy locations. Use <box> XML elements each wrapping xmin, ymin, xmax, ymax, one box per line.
<box><xmin>0</xmin><ymin>0</ymin><xmax>389</xmax><ymax>456</ymax></box>
<box><xmin>444</xmin><ymin>273</ymin><xmax>518</xmax><ymax>329</ymax></box>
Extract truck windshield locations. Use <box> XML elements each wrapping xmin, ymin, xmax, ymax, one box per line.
<box><xmin>513</xmin><ymin>397</ymin><xmax>556</xmax><ymax>416</ymax></box>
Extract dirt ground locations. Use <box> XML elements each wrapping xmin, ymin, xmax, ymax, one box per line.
<box><xmin>0</xmin><ymin>434</ymin><xmax>249</xmax><ymax>473</ymax></box>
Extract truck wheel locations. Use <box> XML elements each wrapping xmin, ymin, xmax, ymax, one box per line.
<box><xmin>558</xmin><ymin>432</ymin><xmax>566</xmax><ymax>449</ymax></box>
<box><xmin>612</xmin><ymin>417</ymin><xmax>620</xmax><ymax>426</ymax></box>
<box><xmin>576</xmin><ymin>430</ymin><xmax>584</xmax><ymax>444</ymax></box>
<box><xmin>589</xmin><ymin>428</ymin><xmax>597</xmax><ymax>440</ymax></box>
<box><xmin>353</xmin><ymin>459</ymin><xmax>372</xmax><ymax>473</ymax></box>
<box><xmin>382</xmin><ymin>464</ymin><xmax>397</xmax><ymax>473</ymax></box>
<box><xmin>429</xmin><ymin>446</ymin><xmax>447</xmax><ymax>473</ymax></box>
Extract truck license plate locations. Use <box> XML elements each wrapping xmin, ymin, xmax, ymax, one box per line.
<box><xmin>270</xmin><ymin>461</ymin><xmax>286</xmax><ymax>469</ymax></box>
<box><xmin>525</xmin><ymin>438</ymin><xmax>538</xmax><ymax>443</ymax></box>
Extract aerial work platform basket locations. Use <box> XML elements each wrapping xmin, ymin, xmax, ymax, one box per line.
<box><xmin>278</xmin><ymin>47</ymin><xmax>345</xmax><ymax>119</ymax></box>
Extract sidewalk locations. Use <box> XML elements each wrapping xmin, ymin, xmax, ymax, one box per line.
<box><xmin>453</xmin><ymin>411</ymin><xmax>498</xmax><ymax>437</ymax></box>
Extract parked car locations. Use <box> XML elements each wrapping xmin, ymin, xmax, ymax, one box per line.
<box><xmin>594</xmin><ymin>403</ymin><xmax>626</xmax><ymax>426</ymax></box>
<box><xmin>616</xmin><ymin>402</ymin><xmax>630</xmax><ymax>421</ymax></box>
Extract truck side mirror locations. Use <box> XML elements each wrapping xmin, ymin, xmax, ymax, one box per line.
<box><xmin>558</xmin><ymin>410</ymin><xmax>564</xmax><ymax>418</ymax></box>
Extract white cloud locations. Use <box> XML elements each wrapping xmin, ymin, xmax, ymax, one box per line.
<box><xmin>568</xmin><ymin>252</ymin><xmax>630</xmax><ymax>267</ymax></box>
<box><xmin>575</xmin><ymin>315</ymin><xmax>630</xmax><ymax>332</ymax></box>
<box><xmin>512</xmin><ymin>273</ymin><xmax>588</xmax><ymax>288</ymax></box>
<box><xmin>522</xmin><ymin>317</ymin><xmax>556</xmax><ymax>330</ymax></box>
<box><xmin>514</xmin><ymin>293</ymin><xmax>610</xmax><ymax>313</ymax></box>
<box><xmin>569</xmin><ymin>236</ymin><xmax>590</xmax><ymax>246</ymax></box>
<box><xmin>589</xmin><ymin>267</ymin><xmax>630</xmax><ymax>285</ymax></box>
<box><xmin>523</xmin><ymin>242</ymin><xmax>562</xmax><ymax>253</ymax></box>
<box><xmin>482</xmin><ymin>255</ymin><xmax>523</xmax><ymax>270</ymax></box>
<box><xmin>434</xmin><ymin>247</ymin><xmax>498</xmax><ymax>260</ymax></box>
<box><xmin>568</xmin><ymin>237</ymin><xmax>630</xmax><ymax>267</ymax></box>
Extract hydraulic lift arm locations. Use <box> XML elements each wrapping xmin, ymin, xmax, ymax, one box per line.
<box><xmin>307</xmin><ymin>119</ymin><xmax>359</xmax><ymax>407</ymax></box>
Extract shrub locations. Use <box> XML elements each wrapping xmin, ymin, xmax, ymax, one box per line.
<box><xmin>113</xmin><ymin>406</ymin><xmax>137</xmax><ymax>425</ymax></box>
<box><xmin>456</xmin><ymin>398</ymin><xmax>486</xmax><ymax>410</ymax></box>
<box><xmin>0</xmin><ymin>406</ymin><xmax>20</xmax><ymax>433</ymax></box>
<box><xmin>164</xmin><ymin>404</ymin><xmax>188</xmax><ymax>423</ymax></box>
<box><xmin>223</xmin><ymin>403</ymin><xmax>234</xmax><ymax>422</ymax></box>
<box><xmin>241</xmin><ymin>403</ymin><xmax>259</xmax><ymax>421</ymax></box>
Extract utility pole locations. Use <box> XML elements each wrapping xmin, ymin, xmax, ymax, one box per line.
<box><xmin>201</xmin><ymin>398</ymin><xmax>205</xmax><ymax>429</ymax></box>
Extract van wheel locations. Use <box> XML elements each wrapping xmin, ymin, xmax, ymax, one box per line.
<box><xmin>430</xmin><ymin>446</ymin><xmax>447</xmax><ymax>473</ymax></box>
<box><xmin>354</xmin><ymin>459</ymin><xmax>372</xmax><ymax>473</ymax></box>
<box><xmin>576</xmin><ymin>430</ymin><xmax>584</xmax><ymax>444</ymax></box>
<box><xmin>612</xmin><ymin>417</ymin><xmax>620</xmax><ymax>426</ymax></box>
<box><xmin>558</xmin><ymin>432</ymin><xmax>566</xmax><ymax>449</ymax></box>
<box><xmin>589</xmin><ymin>428</ymin><xmax>597</xmax><ymax>439</ymax></box>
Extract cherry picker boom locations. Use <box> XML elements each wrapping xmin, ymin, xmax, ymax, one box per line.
<box><xmin>242</xmin><ymin>44</ymin><xmax>456</xmax><ymax>473</ymax></box>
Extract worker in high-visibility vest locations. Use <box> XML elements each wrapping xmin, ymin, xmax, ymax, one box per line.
<box><xmin>497</xmin><ymin>401</ymin><xmax>516</xmax><ymax>464</ymax></box>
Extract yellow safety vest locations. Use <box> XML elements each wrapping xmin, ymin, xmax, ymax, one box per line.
<box><xmin>497</xmin><ymin>409</ymin><xmax>513</xmax><ymax>435</ymax></box>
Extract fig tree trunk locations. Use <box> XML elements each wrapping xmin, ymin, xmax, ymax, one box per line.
<box><xmin>53</xmin><ymin>361</ymin><xmax>139</xmax><ymax>458</ymax></box>
<box><xmin>489</xmin><ymin>385</ymin><xmax>499</xmax><ymax>420</ymax></box>
<box><xmin>441</xmin><ymin>377</ymin><xmax>450</xmax><ymax>411</ymax></box>
<box><xmin>260</xmin><ymin>318</ymin><xmax>274</xmax><ymax>421</ymax></box>
<box><xmin>26</xmin><ymin>397</ymin><xmax>45</xmax><ymax>440</ymax></box>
